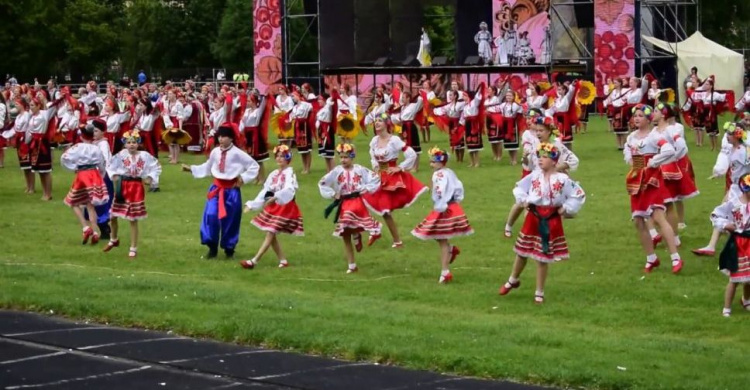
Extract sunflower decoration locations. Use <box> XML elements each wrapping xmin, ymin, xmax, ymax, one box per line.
<box><xmin>428</xmin><ymin>146</ymin><xmax>449</xmax><ymax>163</ymax></box>
<box><xmin>335</xmin><ymin>142</ymin><xmax>356</xmax><ymax>158</ymax></box>
<box><xmin>270</xmin><ymin>111</ymin><xmax>294</xmax><ymax>139</ymax></box>
<box><xmin>576</xmin><ymin>80</ymin><xmax>596</xmax><ymax>105</ymax></box>
<box><xmin>536</xmin><ymin>142</ymin><xmax>560</xmax><ymax>161</ymax></box>
<box><xmin>514</xmin><ymin>90</ymin><xmax>523</xmax><ymax>104</ymax></box>
<box><xmin>536</xmin><ymin>80</ymin><xmax>552</xmax><ymax>92</ymax></box>
<box><xmin>272</xmin><ymin>144</ymin><xmax>293</xmax><ymax>161</ymax></box>
<box><xmin>657</xmin><ymin>88</ymin><xmax>676</xmax><ymax>104</ymax></box>
<box><xmin>122</xmin><ymin>130</ymin><xmax>142</xmax><ymax>144</ymax></box>
<box><xmin>336</xmin><ymin>112</ymin><xmax>361</xmax><ymax>139</ymax></box>
<box><xmin>162</xmin><ymin>126</ymin><xmax>192</xmax><ymax>145</ymax></box>
<box><xmin>741</xmin><ymin>173</ymin><xmax>750</xmax><ymax>194</ymax></box>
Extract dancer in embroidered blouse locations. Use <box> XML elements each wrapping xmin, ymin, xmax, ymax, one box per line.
<box><xmin>290</xmin><ymin>91</ymin><xmax>315</xmax><ymax>174</ymax></box>
<box><xmin>362</xmin><ymin>114</ymin><xmax>428</xmax><ymax>248</ymax></box>
<box><xmin>28</xmin><ymin>94</ymin><xmax>64</xmax><ymax>201</ymax></box>
<box><xmin>604</xmin><ymin>78</ymin><xmax>626</xmax><ymax>148</ymax></box>
<box><xmin>61</xmin><ymin>124</ymin><xmax>108</xmax><ymax>246</ymax></box>
<box><xmin>9</xmin><ymin>98</ymin><xmax>34</xmax><ymax>193</ymax></box>
<box><xmin>710</xmin><ymin>173</ymin><xmax>750</xmax><ymax>317</ymax></box>
<box><xmin>624</xmin><ymin>105</ymin><xmax>683</xmax><ymax>274</ymax></box>
<box><xmin>240</xmin><ymin>145</ymin><xmax>303</xmax><ymax>270</ymax></box>
<box><xmin>316</xmin><ymin>93</ymin><xmax>336</xmax><ymax>172</ymax></box>
<box><xmin>319</xmin><ymin>143</ymin><xmax>383</xmax><ymax>273</ymax></box>
<box><xmin>238</xmin><ymin>93</ymin><xmax>270</xmax><ymax>184</ymax></box>
<box><xmin>693</xmin><ymin>123</ymin><xmax>750</xmax><ymax>257</ymax></box>
<box><xmin>485</xmin><ymin>86</ymin><xmax>503</xmax><ymax>161</ymax></box>
<box><xmin>735</xmin><ymin>86</ymin><xmax>750</xmax><ymax>121</ymax></box>
<box><xmin>499</xmin><ymin>142</ymin><xmax>586</xmax><ymax>303</ymax></box>
<box><xmin>461</xmin><ymin>84</ymin><xmax>485</xmax><ymax>168</ymax></box>
<box><xmin>683</xmin><ymin>76</ymin><xmax>726</xmax><ymax>151</ymax></box>
<box><xmin>103</xmin><ymin>130</ymin><xmax>161</xmax><ymax>258</ymax></box>
<box><xmin>505</xmin><ymin>115</ymin><xmax>579</xmax><ymax>238</ymax></box>
<box><xmin>392</xmin><ymin>91</ymin><xmax>424</xmax><ymax>171</ymax></box>
<box><xmin>497</xmin><ymin>90</ymin><xmax>524</xmax><ymax>165</ymax></box>
<box><xmin>545</xmin><ymin>81</ymin><xmax>578</xmax><ymax>149</ymax></box>
<box><xmin>412</xmin><ymin>147</ymin><xmax>473</xmax><ymax>284</ymax></box>
<box><xmin>182</xmin><ymin>124</ymin><xmax>260</xmax><ymax>259</ymax></box>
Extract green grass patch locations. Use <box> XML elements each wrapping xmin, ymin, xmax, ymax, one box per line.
<box><xmin>1</xmin><ymin>116</ymin><xmax>748</xmax><ymax>390</ymax></box>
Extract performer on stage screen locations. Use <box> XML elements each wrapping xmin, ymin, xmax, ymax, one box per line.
<box><xmin>412</xmin><ymin>147</ymin><xmax>473</xmax><ymax>284</ymax></box>
<box><xmin>475</xmin><ymin>22</ymin><xmax>493</xmax><ymax>65</ymax></box>
<box><xmin>417</xmin><ymin>27</ymin><xmax>432</xmax><ymax>67</ymax></box>
<box><xmin>182</xmin><ymin>124</ymin><xmax>259</xmax><ymax>260</ymax></box>
<box><xmin>240</xmin><ymin>145</ymin><xmax>303</xmax><ymax>270</ymax></box>
<box><xmin>319</xmin><ymin>143</ymin><xmax>383</xmax><ymax>274</ymax></box>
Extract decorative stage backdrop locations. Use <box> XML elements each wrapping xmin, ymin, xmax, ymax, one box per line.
<box><xmin>253</xmin><ymin>0</ymin><xmax>283</xmax><ymax>95</ymax></box>
<box><xmin>492</xmin><ymin>0</ymin><xmax>551</xmax><ymax>65</ymax></box>
<box><xmin>594</xmin><ymin>0</ymin><xmax>636</xmax><ymax>95</ymax></box>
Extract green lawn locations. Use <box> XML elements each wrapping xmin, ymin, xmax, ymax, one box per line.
<box><xmin>1</xmin><ymin>117</ymin><xmax>748</xmax><ymax>390</ymax></box>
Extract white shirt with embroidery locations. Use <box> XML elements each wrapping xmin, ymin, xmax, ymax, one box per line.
<box><xmin>623</xmin><ymin>130</ymin><xmax>676</xmax><ymax>168</ymax></box>
<box><xmin>430</xmin><ymin>167</ymin><xmax>465</xmax><ymax>212</ymax></box>
<box><xmin>60</xmin><ymin>143</ymin><xmax>106</xmax><ymax>176</ymax></box>
<box><xmin>513</xmin><ymin>170</ymin><xmax>586</xmax><ymax>216</ymax></box>
<box><xmin>189</xmin><ymin>145</ymin><xmax>259</xmax><ymax>183</ymax></box>
<box><xmin>247</xmin><ymin>167</ymin><xmax>298</xmax><ymax>210</ymax></box>
<box><xmin>711</xmin><ymin>197</ymin><xmax>750</xmax><ymax>232</ymax></box>
<box><xmin>369</xmin><ymin>135</ymin><xmax>417</xmax><ymax>171</ymax></box>
<box><xmin>108</xmin><ymin>150</ymin><xmax>162</xmax><ymax>184</ymax></box>
<box><xmin>318</xmin><ymin>164</ymin><xmax>380</xmax><ymax>198</ymax></box>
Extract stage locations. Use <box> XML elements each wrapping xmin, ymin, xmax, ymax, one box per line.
<box><xmin>320</xmin><ymin>63</ymin><xmax>587</xmax><ymax>76</ymax></box>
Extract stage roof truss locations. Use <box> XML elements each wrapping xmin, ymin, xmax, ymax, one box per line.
<box><xmin>638</xmin><ymin>0</ymin><xmax>698</xmax><ymax>73</ymax></box>
<box><xmin>282</xmin><ymin>0</ymin><xmax>322</xmax><ymax>90</ymax></box>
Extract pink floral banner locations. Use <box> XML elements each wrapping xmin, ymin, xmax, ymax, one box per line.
<box><xmin>492</xmin><ymin>0</ymin><xmax>551</xmax><ymax>64</ymax></box>
<box><xmin>594</xmin><ymin>0</ymin><xmax>636</xmax><ymax>95</ymax></box>
<box><xmin>254</xmin><ymin>0</ymin><xmax>283</xmax><ymax>94</ymax></box>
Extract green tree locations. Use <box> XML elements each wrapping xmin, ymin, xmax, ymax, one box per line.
<box><xmin>211</xmin><ymin>0</ymin><xmax>255</xmax><ymax>71</ymax></box>
<box><xmin>424</xmin><ymin>5</ymin><xmax>456</xmax><ymax>62</ymax></box>
<box><xmin>700</xmin><ymin>0</ymin><xmax>750</xmax><ymax>50</ymax></box>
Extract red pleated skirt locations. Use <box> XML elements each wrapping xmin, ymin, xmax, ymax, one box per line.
<box><xmin>64</xmin><ymin>169</ymin><xmax>109</xmax><ymax>207</ymax></box>
<box><xmin>411</xmin><ymin>202</ymin><xmax>473</xmax><ymax>240</ymax></box>
<box><xmin>363</xmin><ymin>171</ymin><xmax>428</xmax><ymax>215</ymax></box>
<box><xmin>334</xmin><ymin>197</ymin><xmax>382</xmax><ymax>237</ymax></box>
<box><xmin>726</xmin><ymin>236</ymin><xmax>750</xmax><ymax>283</ymax></box>
<box><xmin>252</xmin><ymin>201</ymin><xmax>304</xmax><ymax>236</ymax></box>
<box><xmin>111</xmin><ymin>180</ymin><xmax>147</xmax><ymax>220</ymax></box>
<box><xmin>514</xmin><ymin>206</ymin><xmax>569</xmax><ymax>263</ymax></box>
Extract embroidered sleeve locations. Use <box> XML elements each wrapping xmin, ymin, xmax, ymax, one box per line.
<box><xmin>648</xmin><ymin>135</ymin><xmax>676</xmax><ymax>167</ymax></box>
<box><xmin>710</xmin><ymin>201</ymin><xmax>734</xmax><ymax>231</ymax></box>
<box><xmin>247</xmin><ymin>172</ymin><xmax>275</xmax><ymax>210</ymax></box>
<box><xmin>512</xmin><ymin>174</ymin><xmax>533</xmax><ymax>205</ymax></box>
<box><xmin>432</xmin><ymin>171</ymin><xmax>450</xmax><ymax>213</ymax></box>
<box><xmin>59</xmin><ymin>144</ymin><xmax>79</xmax><ymax>171</ymax></box>
<box><xmin>274</xmin><ymin>169</ymin><xmax>297</xmax><ymax>205</ymax></box>
<box><xmin>561</xmin><ymin>178</ymin><xmax>586</xmax><ymax>216</ymax></box>
<box><xmin>359</xmin><ymin>165</ymin><xmax>381</xmax><ymax>194</ymax></box>
<box><xmin>239</xmin><ymin>153</ymin><xmax>260</xmax><ymax>184</ymax></box>
<box><xmin>318</xmin><ymin>167</ymin><xmax>338</xmax><ymax>199</ymax></box>
<box><xmin>143</xmin><ymin>153</ymin><xmax>162</xmax><ymax>184</ymax></box>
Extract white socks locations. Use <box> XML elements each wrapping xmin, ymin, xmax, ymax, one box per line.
<box><xmin>508</xmin><ymin>276</ymin><xmax>519</xmax><ymax>284</ymax></box>
<box><xmin>441</xmin><ymin>269</ymin><xmax>450</xmax><ymax>276</ymax></box>
<box><xmin>348</xmin><ymin>263</ymin><xmax>357</xmax><ymax>270</ymax></box>
<box><xmin>722</xmin><ymin>308</ymin><xmax>731</xmax><ymax>317</ymax></box>
<box><xmin>505</xmin><ymin>224</ymin><xmax>512</xmax><ymax>232</ymax></box>
<box><xmin>649</xmin><ymin>229</ymin><xmax>658</xmax><ymax>239</ymax></box>
<box><xmin>646</xmin><ymin>254</ymin><xmax>658</xmax><ymax>263</ymax></box>
<box><xmin>670</xmin><ymin>253</ymin><xmax>681</xmax><ymax>266</ymax></box>
<box><xmin>674</xmin><ymin>236</ymin><xmax>681</xmax><ymax>246</ymax></box>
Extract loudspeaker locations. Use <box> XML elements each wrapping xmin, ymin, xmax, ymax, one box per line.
<box><xmin>374</xmin><ymin>57</ymin><xmax>391</xmax><ymax>66</ymax></box>
<box><xmin>464</xmin><ymin>56</ymin><xmax>481</xmax><ymax>66</ymax></box>
<box><xmin>432</xmin><ymin>56</ymin><xmax>448</xmax><ymax>66</ymax></box>
<box><xmin>573</xmin><ymin>0</ymin><xmax>594</xmax><ymax>28</ymax></box>
<box><xmin>402</xmin><ymin>55</ymin><xmax>419</xmax><ymax>66</ymax></box>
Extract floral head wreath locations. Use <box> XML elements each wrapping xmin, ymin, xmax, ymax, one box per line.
<box><xmin>428</xmin><ymin>146</ymin><xmax>449</xmax><ymax>163</ymax></box>
<box><xmin>527</xmin><ymin>108</ymin><xmax>544</xmax><ymax>119</ymax></box>
<box><xmin>273</xmin><ymin>144</ymin><xmax>292</xmax><ymax>161</ymax></box>
<box><xmin>335</xmin><ymin>143</ymin><xmax>356</xmax><ymax>158</ymax></box>
<box><xmin>533</xmin><ymin>115</ymin><xmax>560</xmax><ymax>137</ymax></box>
<box><xmin>121</xmin><ymin>130</ymin><xmax>142</xmax><ymax>144</ymax></box>
<box><xmin>742</xmin><ymin>111</ymin><xmax>750</xmax><ymax>120</ymax></box>
<box><xmin>536</xmin><ymin>142</ymin><xmax>560</xmax><ymax>161</ymax></box>
<box><xmin>724</xmin><ymin>122</ymin><xmax>746</xmax><ymax>142</ymax></box>
<box><xmin>740</xmin><ymin>173</ymin><xmax>750</xmax><ymax>194</ymax></box>
<box><xmin>631</xmin><ymin>104</ymin><xmax>654</xmax><ymax>120</ymax></box>
<box><xmin>654</xmin><ymin>102</ymin><xmax>674</xmax><ymax>119</ymax></box>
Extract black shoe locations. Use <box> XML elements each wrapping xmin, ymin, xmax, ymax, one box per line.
<box><xmin>98</xmin><ymin>223</ymin><xmax>111</xmax><ymax>240</ymax></box>
<box><xmin>224</xmin><ymin>248</ymin><xmax>235</xmax><ymax>259</ymax></box>
<box><xmin>150</xmin><ymin>187</ymin><xmax>160</xmax><ymax>193</ymax></box>
<box><xmin>206</xmin><ymin>247</ymin><xmax>218</xmax><ymax>259</ymax></box>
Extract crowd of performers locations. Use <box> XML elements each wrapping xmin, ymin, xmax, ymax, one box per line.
<box><xmin>2</xmin><ymin>74</ymin><xmax>750</xmax><ymax>315</ymax></box>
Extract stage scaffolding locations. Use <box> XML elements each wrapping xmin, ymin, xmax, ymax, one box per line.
<box><xmin>638</xmin><ymin>0</ymin><xmax>699</xmax><ymax>75</ymax></box>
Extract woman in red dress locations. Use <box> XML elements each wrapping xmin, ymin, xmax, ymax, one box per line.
<box><xmin>363</xmin><ymin>114</ymin><xmax>428</xmax><ymax>248</ymax></box>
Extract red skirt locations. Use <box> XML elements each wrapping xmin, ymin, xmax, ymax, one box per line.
<box><xmin>411</xmin><ymin>202</ymin><xmax>474</xmax><ymax>240</ymax></box>
<box><xmin>514</xmin><ymin>206</ymin><xmax>569</xmax><ymax>263</ymax></box>
<box><xmin>630</xmin><ymin>178</ymin><xmax>666</xmax><ymax>218</ymax></box>
<box><xmin>664</xmin><ymin>157</ymin><xmax>699</xmax><ymax>202</ymax></box>
<box><xmin>726</xmin><ymin>236</ymin><xmax>750</xmax><ymax>283</ymax></box>
<box><xmin>16</xmin><ymin>135</ymin><xmax>30</xmax><ymax>169</ymax></box>
<box><xmin>111</xmin><ymin>179</ymin><xmax>147</xmax><ymax>220</ymax></box>
<box><xmin>251</xmin><ymin>201</ymin><xmax>304</xmax><ymax>236</ymax></box>
<box><xmin>334</xmin><ymin>197</ymin><xmax>382</xmax><ymax>237</ymax></box>
<box><xmin>363</xmin><ymin>170</ymin><xmax>428</xmax><ymax>215</ymax></box>
<box><xmin>64</xmin><ymin>169</ymin><xmax>109</xmax><ymax>207</ymax></box>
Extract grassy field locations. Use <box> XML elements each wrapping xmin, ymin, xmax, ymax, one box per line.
<box><xmin>0</xmin><ymin>116</ymin><xmax>748</xmax><ymax>390</ymax></box>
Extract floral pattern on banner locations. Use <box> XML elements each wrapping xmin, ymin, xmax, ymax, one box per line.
<box><xmin>492</xmin><ymin>0</ymin><xmax>551</xmax><ymax>64</ymax></box>
<box><xmin>254</xmin><ymin>0</ymin><xmax>283</xmax><ymax>95</ymax></box>
<box><xmin>594</xmin><ymin>0</ymin><xmax>636</xmax><ymax>95</ymax></box>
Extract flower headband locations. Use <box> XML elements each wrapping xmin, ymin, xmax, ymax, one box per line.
<box><xmin>724</xmin><ymin>122</ymin><xmax>746</xmax><ymax>142</ymax></box>
<box><xmin>121</xmin><ymin>130</ymin><xmax>142</xmax><ymax>144</ymax></box>
<box><xmin>428</xmin><ymin>146</ymin><xmax>448</xmax><ymax>163</ymax></box>
<box><xmin>375</xmin><ymin>113</ymin><xmax>391</xmax><ymax>125</ymax></box>
<box><xmin>527</xmin><ymin>108</ymin><xmax>544</xmax><ymax>119</ymax></box>
<box><xmin>740</xmin><ymin>173</ymin><xmax>750</xmax><ymax>194</ymax></box>
<box><xmin>631</xmin><ymin>104</ymin><xmax>654</xmax><ymax>120</ymax></box>
<box><xmin>273</xmin><ymin>144</ymin><xmax>292</xmax><ymax>161</ymax></box>
<box><xmin>654</xmin><ymin>102</ymin><xmax>673</xmax><ymax>119</ymax></box>
<box><xmin>536</xmin><ymin>142</ymin><xmax>560</xmax><ymax>161</ymax></box>
<box><xmin>335</xmin><ymin>143</ymin><xmax>356</xmax><ymax>158</ymax></box>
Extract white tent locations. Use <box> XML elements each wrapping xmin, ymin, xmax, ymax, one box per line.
<box><xmin>642</xmin><ymin>32</ymin><xmax>744</xmax><ymax>102</ymax></box>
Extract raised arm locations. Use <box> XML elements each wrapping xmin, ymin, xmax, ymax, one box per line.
<box><xmin>710</xmin><ymin>201</ymin><xmax>735</xmax><ymax>231</ymax></box>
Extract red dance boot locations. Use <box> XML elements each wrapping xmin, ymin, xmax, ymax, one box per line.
<box><xmin>644</xmin><ymin>258</ymin><xmax>661</xmax><ymax>273</ymax></box>
<box><xmin>499</xmin><ymin>280</ymin><xmax>521</xmax><ymax>295</ymax></box>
